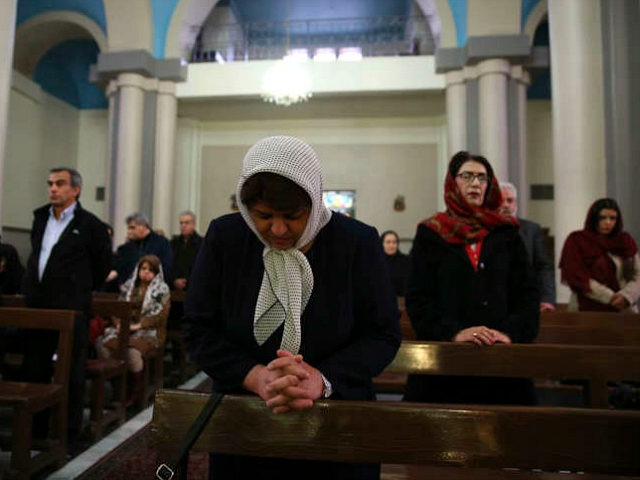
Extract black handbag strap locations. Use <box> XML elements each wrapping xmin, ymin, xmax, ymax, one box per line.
<box><xmin>155</xmin><ymin>392</ymin><xmax>225</xmax><ymax>480</ymax></box>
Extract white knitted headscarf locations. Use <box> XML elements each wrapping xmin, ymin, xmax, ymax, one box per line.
<box><xmin>237</xmin><ymin>136</ymin><xmax>332</xmax><ymax>353</ymax></box>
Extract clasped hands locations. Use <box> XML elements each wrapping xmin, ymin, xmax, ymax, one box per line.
<box><xmin>244</xmin><ymin>349</ymin><xmax>324</xmax><ymax>415</ymax></box>
<box><xmin>453</xmin><ymin>326</ymin><xmax>511</xmax><ymax>346</ymax></box>
<box><xmin>610</xmin><ymin>293</ymin><xmax>630</xmax><ymax>311</ymax></box>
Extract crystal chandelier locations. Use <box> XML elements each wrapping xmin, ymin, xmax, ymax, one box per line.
<box><xmin>261</xmin><ymin>60</ymin><xmax>312</xmax><ymax>106</ymax></box>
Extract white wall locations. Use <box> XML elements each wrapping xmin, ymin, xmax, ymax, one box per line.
<box><xmin>4</xmin><ymin>72</ymin><xmax>79</xmax><ymax>230</ymax></box>
<box><xmin>3</xmin><ymin>71</ymin><xmax>109</xmax><ymax>232</ymax></box>
<box><xmin>526</xmin><ymin>99</ymin><xmax>554</xmax><ymax>234</ymax></box>
<box><xmin>76</xmin><ymin>109</ymin><xmax>109</xmax><ymax>218</ymax></box>
<box><xmin>176</xmin><ymin>115</ymin><xmax>448</xmax><ymax>251</ymax></box>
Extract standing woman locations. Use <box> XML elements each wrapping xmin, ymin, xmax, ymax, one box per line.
<box><xmin>381</xmin><ymin>230</ymin><xmax>410</xmax><ymax>296</ymax></box>
<box><xmin>184</xmin><ymin>136</ymin><xmax>400</xmax><ymax>479</ymax></box>
<box><xmin>559</xmin><ymin>198</ymin><xmax>640</xmax><ymax>312</ymax></box>
<box><xmin>404</xmin><ymin>151</ymin><xmax>539</xmax><ymax>405</ymax></box>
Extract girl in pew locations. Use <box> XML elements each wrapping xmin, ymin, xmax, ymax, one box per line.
<box><xmin>559</xmin><ymin>198</ymin><xmax>640</xmax><ymax>313</ymax></box>
<box><xmin>404</xmin><ymin>151</ymin><xmax>540</xmax><ymax>405</ymax></box>
<box><xmin>96</xmin><ymin>254</ymin><xmax>170</xmax><ymax>403</ymax></box>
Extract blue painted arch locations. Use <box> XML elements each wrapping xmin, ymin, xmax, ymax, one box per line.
<box><xmin>17</xmin><ymin>0</ymin><xmax>107</xmax><ymax>33</ymax></box>
<box><xmin>34</xmin><ymin>40</ymin><xmax>108</xmax><ymax>109</ymax></box>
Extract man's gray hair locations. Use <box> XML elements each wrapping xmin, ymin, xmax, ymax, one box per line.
<box><xmin>50</xmin><ymin>167</ymin><xmax>82</xmax><ymax>189</ymax></box>
<box><xmin>499</xmin><ymin>181</ymin><xmax>517</xmax><ymax>197</ymax></box>
<box><xmin>179</xmin><ymin>210</ymin><xmax>196</xmax><ymax>222</ymax></box>
<box><xmin>126</xmin><ymin>212</ymin><xmax>151</xmax><ymax>227</ymax></box>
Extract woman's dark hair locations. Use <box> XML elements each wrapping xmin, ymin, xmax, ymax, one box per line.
<box><xmin>448</xmin><ymin>151</ymin><xmax>495</xmax><ymax>184</ymax></box>
<box><xmin>586</xmin><ymin>198</ymin><xmax>623</xmax><ymax>235</ymax></box>
<box><xmin>240</xmin><ymin>172</ymin><xmax>311</xmax><ymax>212</ymax></box>
<box><xmin>135</xmin><ymin>254</ymin><xmax>161</xmax><ymax>286</ymax></box>
<box><xmin>380</xmin><ymin>230</ymin><xmax>400</xmax><ymax>245</ymax></box>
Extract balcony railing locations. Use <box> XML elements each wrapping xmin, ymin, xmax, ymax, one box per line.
<box><xmin>191</xmin><ymin>15</ymin><xmax>435</xmax><ymax>63</ymax></box>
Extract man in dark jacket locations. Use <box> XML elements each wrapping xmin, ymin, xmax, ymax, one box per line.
<box><xmin>114</xmin><ymin>212</ymin><xmax>172</xmax><ymax>285</ymax></box>
<box><xmin>23</xmin><ymin>167</ymin><xmax>111</xmax><ymax>445</ymax></box>
<box><xmin>500</xmin><ymin>182</ymin><xmax>556</xmax><ymax>311</ymax></box>
<box><xmin>170</xmin><ymin>210</ymin><xmax>202</xmax><ymax>292</ymax></box>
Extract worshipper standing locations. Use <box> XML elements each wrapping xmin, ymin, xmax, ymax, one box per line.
<box><xmin>167</xmin><ymin>211</ymin><xmax>203</xmax><ymax>371</ymax></box>
<box><xmin>184</xmin><ymin>135</ymin><xmax>400</xmax><ymax>479</ymax></box>
<box><xmin>22</xmin><ymin>167</ymin><xmax>111</xmax><ymax>449</ymax></box>
<box><xmin>114</xmin><ymin>212</ymin><xmax>172</xmax><ymax>289</ymax></box>
<box><xmin>97</xmin><ymin>254</ymin><xmax>170</xmax><ymax>405</ymax></box>
<box><xmin>559</xmin><ymin>198</ymin><xmax>640</xmax><ymax>312</ymax></box>
<box><xmin>500</xmin><ymin>182</ymin><xmax>556</xmax><ymax>311</ymax></box>
<box><xmin>380</xmin><ymin>230</ymin><xmax>410</xmax><ymax>297</ymax></box>
<box><xmin>404</xmin><ymin>151</ymin><xmax>539</xmax><ymax>405</ymax></box>
<box><xmin>170</xmin><ymin>210</ymin><xmax>202</xmax><ymax>292</ymax></box>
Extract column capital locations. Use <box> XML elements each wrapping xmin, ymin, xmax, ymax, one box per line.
<box><xmin>510</xmin><ymin>65</ymin><xmax>531</xmax><ymax>85</ymax></box>
<box><xmin>95</xmin><ymin>50</ymin><xmax>187</xmax><ymax>83</ymax></box>
<box><xmin>157</xmin><ymin>80</ymin><xmax>176</xmax><ymax>96</ymax></box>
<box><xmin>106</xmin><ymin>79</ymin><xmax>119</xmax><ymax>98</ymax></box>
<box><xmin>445</xmin><ymin>70</ymin><xmax>465</xmax><ymax>87</ymax></box>
<box><xmin>116</xmin><ymin>72</ymin><xmax>160</xmax><ymax>92</ymax></box>
<box><xmin>463</xmin><ymin>65</ymin><xmax>478</xmax><ymax>81</ymax></box>
<box><xmin>477</xmin><ymin>58</ymin><xmax>511</xmax><ymax>78</ymax></box>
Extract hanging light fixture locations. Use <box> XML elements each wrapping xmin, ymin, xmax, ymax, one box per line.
<box><xmin>261</xmin><ymin>5</ymin><xmax>312</xmax><ymax>107</ymax></box>
<box><xmin>261</xmin><ymin>59</ymin><xmax>312</xmax><ymax>106</ymax></box>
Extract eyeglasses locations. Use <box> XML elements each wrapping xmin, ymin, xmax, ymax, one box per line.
<box><xmin>456</xmin><ymin>172</ymin><xmax>489</xmax><ymax>184</ymax></box>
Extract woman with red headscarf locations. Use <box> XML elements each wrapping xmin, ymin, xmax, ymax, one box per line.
<box><xmin>559</xmin><ymin>198</ymin><xmax>639</xmax><ymax>312</ymax></box>
<box><xmin>404</xmin><ymin>151</ymin><xmax>540</xmax><ymax>405</ymax></box>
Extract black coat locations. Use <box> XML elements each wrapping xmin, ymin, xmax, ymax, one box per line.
<box><xmin>24</xmin><ymin>202</ymin><xmax>112</xmax><ymax>313</ymax></box>
<box><xmin>404</xmin><ymin>223</ymin><xmax>540</xmax><ymax>405</ymax></box>
<box><xmin>518</xmin><ymin>218</ymin><xmax>556</xmax><ymax>305</ymax></box>
<box><xmin>384</xmin><ymin>252</ymin><xmax>410</xmax><ymax>296</ymax></box>
<box><xmin>170</xmin><ymin>232</ymin><xmax>202</xmax><ymax>287</ymax></box>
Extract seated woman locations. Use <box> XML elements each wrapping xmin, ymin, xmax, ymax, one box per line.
<box><xmin>97</xmin><ymin>254</ymin><xmax>170</xmax><ymax>404</ymax></box>
<box><xmin>184</xmin><ymin>135</ymin><xmax>400</xmax><ymax>479</ymax></box>
<box><xmin>404</xmin><ymin>151</ymin><xmax>539</xmax><ymax>405</ymax></box>
<box><xmin>381</xmin><ymin>230</ymin><xmax>410</xmax><ymax>297</ymax></box>
<box><xmin>559</xmin><ymin>198</ymin><xmax>639</xmax><ymax>312</ymax></box>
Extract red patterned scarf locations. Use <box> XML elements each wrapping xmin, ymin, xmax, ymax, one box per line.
<box><xmin>423</xmin><ymin>169</ymin><xmax>518</xmax><ymax>244</ymax></box>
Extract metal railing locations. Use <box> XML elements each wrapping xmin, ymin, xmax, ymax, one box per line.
<box><xmin>191</xmin><ymin>15</ymin><xmax>435</xmax><ymax>63</ymax></box>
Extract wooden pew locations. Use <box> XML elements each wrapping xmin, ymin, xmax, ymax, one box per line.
<box><xmin>92</xmin><ymin>295</ymin><xmax>162</xmax><ymax>410</ymax></box>
<box><xmin>152</xmin><ymin>389</ymin><xmax>640</xmax><ymax>479</ymax></box>
<box><xmin>0</xmin><ymin>295</ymin><xmax>142</xmax><ymax>439</ymax></box>
<box><xmin>0</xmin><ymin>307</ymin><xmax>77</xmax><ymax>480</ymax></box>
<box><xmin>375</xmin><ymin>341</ymin><xmax>640</xmax><ymax>408</ymax></box>
<box><xmin>166</xmin><ymin>290</ymin><xmax>189</xmax><ymax>384</ymax></box>
<box><xmin>538</xmin><ymin>310</ymin><xmax>640</xmax><ymax>345</ymax></box>
<box><xmin>397</xmin><ymin>307</ymin><xmax>640</xmax><ymax>346</ymax></box>
<box><xmin>87</xmin><ymin>299</ymin><xmax>139</xmax><ymax>440</ymax></box>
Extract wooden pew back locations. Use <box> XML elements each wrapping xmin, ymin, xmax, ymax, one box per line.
<box><xmin>381</xmin><ymin>341</ymin><xmax>640</xmax><ymax>408</ymax></box>
<box><xmin>0</xmin><ymin>307</ymin><xmax>77</xmax><ymax>479</ymax></box>
<box><xmin>538</xmin><ymin>311</ymin><xmax>640</xmax><ymax>346</ymax></box>
<box><xmin>0</xmin><ymin>307</ymin><xmax>76</xmax><ymax>386</ymax></box>
<box><xmin>152</xmin><ymin>390</ymin><xmax>640</xmax><ymax>477</ymax></box>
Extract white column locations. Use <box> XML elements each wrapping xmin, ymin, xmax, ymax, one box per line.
<box><xmin>104</xmin><ymin>80</ymin><xmax>117</xmax><ymax>223</ymax></box>
<box><xmin>549</xmin><ymin>0</ymin><xmax>606</xmax><ymax>301</ymax></box>
<box><xmin>112</xmin><ymin>73</ymin><xmax>146</xmax><ymax>247</ymax></box>
<box><xmin>0</xmin><ymin>0</ymin><xmax>17</xmax><ymax>229</ymax></box>
<box><xmin>477</xmin><ymin>58</ymin><xmax>510</xmax><ymax>182</ymax></box>
<box><xmin>152</xmin><ymin>81</ymin><xmax>177</xmax><ymax>237</ymax></box>
<box><xmin>511</xmin><ymin>65</ymin><xmax>530</xmax><ymax>218</ymax></box>
<box><xmin>445</xmin><ymin>69</ymin><xmax>466</xmax><ymax>157</ymax></box>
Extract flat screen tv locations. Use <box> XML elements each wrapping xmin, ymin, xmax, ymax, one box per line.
<box><xmin>323</xmin><ymin>190</ymin><xmax>355</xmax><ymax>217</ymax></box>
